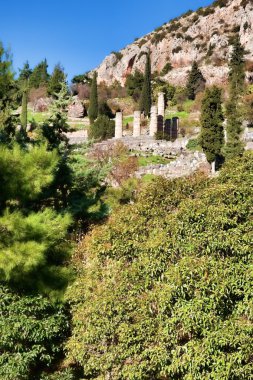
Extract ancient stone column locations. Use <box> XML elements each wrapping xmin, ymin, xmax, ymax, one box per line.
<box><xmin>115</xmin><ymin>112</ymin><xmax>123</xmax><ymax>139</ymax></box>
<box><xmin>149</xmin><ymin>105</ymin><xmax>158</xmax><ymax>137</ymax></box>
<box><xmin>172</xmin><ymin>117</ymin><xmax>179</xmax><ymax>140</ymax></box>
<box><xmin>133</xmin><ymin>111</ymin><xmax>141</xmax><ymax>137</ymax></box>
<box><xmin>157</xmin><ymin>92</ymin><xmax>165</xmax><ymax>118</ymax></box>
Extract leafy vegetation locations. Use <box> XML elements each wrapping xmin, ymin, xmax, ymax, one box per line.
<box><xmin>67</xmin><ymin>152</ymin><xmax>253</xmax><ymax>379</ymax></box>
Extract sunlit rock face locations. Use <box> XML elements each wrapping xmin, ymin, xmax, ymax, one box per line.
<box><xmin>95</xmin><ymin>0</ymin><xmax>253</xmax><ymax>86</ymax></box>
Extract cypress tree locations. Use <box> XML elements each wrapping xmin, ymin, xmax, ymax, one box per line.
<box><xmin>186</xmin><ymin>61</ymin><xmax>206</xmax><ymax>100</ymax></box>
<box><xmin>88</xmin><ymin>72</ymin><xmax>98</xmax><ymax>123</ymax></box>
<box><xmin>223</xmin><ymin>35</ymin><xmax>245</xmax><ymax>160</ymax></box>
<box><xmin>200</xmin><ymin>86</ymin><xmax>224</xmax><ymax>168</ymax></box>
<box><xmin>140</xmin><ymin>53</ymin><xmax>152</xmax><ymax>116</ymax></box>
<box><xmin>19</xmin><ymin>62</ymin><xmax>31</xmax><ymax>132</ymax></box>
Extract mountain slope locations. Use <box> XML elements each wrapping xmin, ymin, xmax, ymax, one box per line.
<box><xmin>95</xmin><ymin>0</ymin><xmax>253</xmax><ymax>86</ymax></box>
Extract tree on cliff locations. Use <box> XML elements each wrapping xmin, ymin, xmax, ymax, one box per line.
<box><xmin>200</xmin><ymin>86</ymin><xmax>224</xmax><ymax>168</ymax></box>
<box><xmin>223</xmin><ymin>35</ymin><xmax>245</xmax><ymax>160</ymax></box>
<box><xmin>186</xmin><ymin>61</ymin><xmax>206</xmax><ymax>100</ymax></box>
<box><xmin>88</xmin><ymin>72</ymin><xmax>98</xmax><ymax>123</ymax></box>
<box><xmin>139</xmin><ymin>53</ymin><xmax>152</xmax><ymax>116</ymax></box>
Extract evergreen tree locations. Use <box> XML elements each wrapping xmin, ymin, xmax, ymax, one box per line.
<box><xmin>200</xmin><ymin>86</ymin><xmax>224</xmax><ymax>167</ymax></box>
<box><xmin>228</xmin><ymin>35</ymin><xmax>245</xmax><ymax>95</ymax></box>
<box><xmin>47</xmin><ymin>63</ymin><xmax>66</xmax><ymax>97</ymax></box>
<box><xmin>88</xmin><ymin>72</ymin><xmax>98</xmax><ymax>123</ymax></box>
<box><xmin>223</xmin><ymin>35</ymin><xmax>245</xmax><ymax>159</ymax></box>
<box><xmin>125</xmin><ymin>70</ymin><xmax>144</xmax><ymax>101</ymax></box>
<box><xmin>139</xmin><ymin>53</ymin><xmax>152</xmax><ymax>116</ymax></box>
<box><xmin>42</xmin><ymin>82</ymin><xmax>70</xmax><ymax>149</ymax></box>
<box><xmin>0</xmin><ymin>42</ymin><xmax>18</xmax><ymax>142</ymax></box>
<box><xmin>19</xmin><ymin>62</ymin><xmax>32</xmax><ymax>132</ymax></box>
<box><xmin>89</xmin><ymin>114</ymin><xmax>115</xmax><ymax>140</ymax></box>
<box><xmin>186</xmin><ymin>61</ymin><xmax>206</xmax><ymax>100</ymax></box>
<box><xmin>29</xmin><ymin>59</ymin><xmax>49</xmax><ymax>89</ymax></box>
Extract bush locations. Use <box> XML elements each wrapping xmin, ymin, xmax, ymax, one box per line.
<box><xmin>172</xmin><ymin>46</ymin><xmax>183</xmax><ymax>54</ymax></box>
<box><xmin>67</xmin><ymin>152</ymin><xmax>253</xmax><ymax>379</ymax></box>
<box><xmin>0</xmin><ymin>286</ymin><xmax>70</xmax><ymax>379</ymax></box>
<box><xmin>160</xmin><ymin>62</ymin><xmax>173</xmax><ymax>76</ymax></box>
<box><xmin>89</xmin><ymin>115</ymin><xmax>115</xmax><ymax>141</ymax></box>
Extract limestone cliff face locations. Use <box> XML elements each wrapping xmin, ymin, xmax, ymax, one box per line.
<box><xmin>95</xmin><ymin>0</ymin><xmax>253</xmax><ymax>86</ymax></box>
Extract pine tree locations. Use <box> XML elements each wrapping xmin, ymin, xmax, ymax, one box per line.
<box><xmin>139</xmin><ymin>53</ymin><xmax>152</xmax><ymax>116</ymax></box>
<box><xmin>200</xmin><ymin>86</ymin><xmax>224</xmax><ymax>168</ymax></box>
<box><xmin>47</xmin><ymin>63</ymin><xmax>66</xmax><ymax>97</ymax></box>
<box><xmin>29</xmin><ymin>59</ymin><xmax>49</xmax><ymax>89</ymax></box>
<box><xmin>88</xmin><ymin>72</ymin><xmax>98</xmax><ymax>123</ymax></box>
<box><xmin>186</xmin><ymin>61</ymin><xmax>206</xmax><ymax>100</ymax></box>
<box><xmin>223</xmin><ymin>35</ymin><xmax>245</xmax><ymax>160</ymax></box>
<box><xmin>43</xmin><ymin>82</ymin><xmax>70</xmax><ymax>148</ymax></box>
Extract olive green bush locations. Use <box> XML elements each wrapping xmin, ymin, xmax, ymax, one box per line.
<box><xmin>67</xmin><ymin>152</ymin><xmax>253</xmax><ymax>379</ymax></box>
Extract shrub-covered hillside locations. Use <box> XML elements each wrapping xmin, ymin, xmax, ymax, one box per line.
<box><xmin>67</xmin><ymin>152</ymin><xmax>253</xmax><ymax>380</ymax></box>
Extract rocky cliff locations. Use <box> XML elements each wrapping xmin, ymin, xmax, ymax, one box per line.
<box><xmin>95</xmin><ymin>0</ymin><xmax>253</xmax><ymax>86</ymax></box>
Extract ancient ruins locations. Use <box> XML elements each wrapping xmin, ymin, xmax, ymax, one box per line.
<box><xmin>114</xmin><ymin>92</ymin><xmax>179</xmax><ymax>141</ymax></box>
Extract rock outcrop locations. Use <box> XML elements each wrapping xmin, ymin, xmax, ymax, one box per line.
<box><xmin>95</xmin><ymin>0</ymin><xmax>253</xmax><ymax>86</ymax></box>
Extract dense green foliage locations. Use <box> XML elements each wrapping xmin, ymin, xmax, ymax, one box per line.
<box><xmin>200</xmin><ymin>86</ymin><xmax>224</xmax><ymax>165</ymax></box>
<box><xmin>0</xmin><ymin>144</ymin><xmax>72</xmax><ymax>296</ymax></box>
<box><xmin>224</xmin><ymin>35</ymin><xmax>245</xmax><ymax>160</ymax></box>
<box><xmin>0</xmin><ymin>285</ymin><xmax>70</xmax><ymax>380</ymax></box>
<box><xmin>0</xmin><ymin>43</ymin><xmax>17</xmax><ymax>142</ymax></box>
<box><xmin>88</xmin><ymin>72</ymin><xmax>98</xmax><ymax>123</ymax></box>
<box><xmin>48</xmin><ymin>64</ymin><xmax>66</xmax><ymax>97</ymax></box>
<box><xmin>125</xmin><ymin>70</ymin><xmax>144</xmax><ymax>101</ymax></box>
<box><xmin>42</xmin><ymin>82</ymin><xmax>70</xmax><ymax>149</ymax></box>
<box><xmin>140</xmin><ymin>53</ymin><xmax>152</xmax><ymax>116</ymax></box>
<box><xmin>29</xmin><ymin>59</ymin><xmax>49</xmax><ymax>89</ymax></box>
<box><xmin>89</xmin><ymin>115</ymin><xmax>115</xmax><ymax>141</ymax></box>
<box><xmin>186</xmin><ymin>61</ymin><xmax>206</xmax><ymax>100</ymax></box>
<box><xmin>67</xmin><ymin>152</ymin><xmax>253</xmax><ymax>379</ymax></box>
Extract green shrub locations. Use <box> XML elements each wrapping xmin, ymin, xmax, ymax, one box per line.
<box><xmin>172</xmin><ymin>46</ymin><xmax>183</xmax><ymax>54</ymax></box>
<box><xmin>186</xmin><ymin>138</ymin><xmax>201</xmax><ymax>151</ymax></box>
<box><xmin>67</xmin><ymin>152</ymin><xmax>253</xmax><ymax>379</ymax></box>
<box><xmin>0</xmin><ymin>286</ymin><xmax>70</xmax><ymax>379</ymax></box>
<box><xmin>160</xmin><ymin>62</ymin><xmax>173</xmax><ymax>76</ymax></box>
<box><xmin>89</xmin><ymin>115</ymin><xmax>115</xmax><ymax>141</ymax></box>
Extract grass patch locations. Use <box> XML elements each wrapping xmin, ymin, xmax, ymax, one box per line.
<box><xmin>166</xmin><ymin>111</ymin><xmax>189</xmax><ymax>119</ymax></box>
<box><xmin>186</xmin><ymin>138</ymin><xmax>202</xmax><ymax>151</ymax></box>
<box><xmin>123</xmin><ymin>116</ymin><xmax>133</xmax><ymax>126</ymax></box>
<box><xmin>141</xmin><ymin>174</ymin><xmax>157</xmax><ymax>182</ymax></box>
<box><xmin>138</xmin><ymin>155</ymin><xmax>171</xmax><ymax>166</ymax></box>
<box><xmin>28</xmin><ymin>111</ymin><xmax>48</xmax><ymax>123</ymax></box>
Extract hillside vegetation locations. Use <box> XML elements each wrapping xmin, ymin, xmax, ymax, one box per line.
<box><xmin>67</xmin><ymin>151</ymin><xmax>253</xmax><ymax>379</ymax></box>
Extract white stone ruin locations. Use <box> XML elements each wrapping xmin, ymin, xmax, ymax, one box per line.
<box><xmin>133</xmin><ymin>111</ymin><xmax>141</xmax><ymax>137</ymax></box>
<box><xmin>149</xmin><ymin>105</ymin><xmax>158</xmax><ymax>137</ymax></box>
<box><xmin>157</xmin><ymin>92</ymin><xmax>165</xmax><ymax>118</ymax></box>
<box><xmin>115</xmin><ymin>111</ymin><xmax>123</xmax><ymax>139</ymax></box>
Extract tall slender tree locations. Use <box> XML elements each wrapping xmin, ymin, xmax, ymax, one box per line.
<box><xmin>0</xmin><ymin>42</ymin><xmax>17</xmax><ymax>142</ymax></box>
<box><xmin>88</xmin><ymin>72</ymin><xmax>98</xmax><ymax>123</ymax></box>
<box><xmin>200</xmin><ymin>86</ymin><xmax>224</xmax><ymax>169</ymax></box>
<box><xmin>186</xmin><ymin>61</ymin><xmax>206</xmax><ymax>100</ymax></box>
<box><xmin>140</xmin><ymin>53</ymin><xmax>152</xmax><ymax>116</ymax></box>
<box><xmin>223</xmin><ymin>35</ymin><xmax>245</xmax><ymax>160</ymax></box>
<box><xmin>19</xmin><ymin>61</ymin><xmax>32</xmax><ymax>132</ymax></box>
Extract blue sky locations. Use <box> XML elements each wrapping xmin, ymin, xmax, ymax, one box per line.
<box><xmin>1</xmin><ymin>0</ymin><xmax>211</xmax><ymax>81</ymax></box>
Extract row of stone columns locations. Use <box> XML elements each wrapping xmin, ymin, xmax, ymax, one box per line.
<box><xmin>114</xmin><ymin>92</ymin><xmax>175</xmax><ymax>139</ymax></box>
